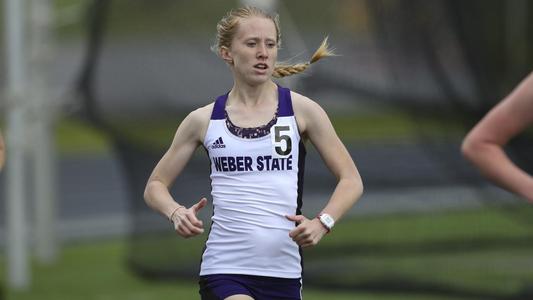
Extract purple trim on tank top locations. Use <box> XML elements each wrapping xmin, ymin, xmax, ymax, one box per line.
<box><xmin>211</xmin><ymin>92</ymin><xmax>229</xmax><ymax>120</ymax></box>
<box><xmin>225</xmin><ymin>107</ymin><xmax>278</xmax><ymax>139</ymax></box>
<box><xmin>210</xmin><ymin>85</ymin><xmax>293</xmax><ymax>120</ymax></box>
<box><xmin>209</xmin><ymin>85</ymin><xmax>294</xmax><ymax>139</ymax></box>
<box><xmin>277</xmin><ymin>85</ymin><xmax>294</xmax><ymax>117</ymax></box>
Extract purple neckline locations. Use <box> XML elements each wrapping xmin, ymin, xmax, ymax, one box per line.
<box><xmin>224</xmin><ymin>106</ymin><xmax>279</xmax><ymax>139</ymax></box>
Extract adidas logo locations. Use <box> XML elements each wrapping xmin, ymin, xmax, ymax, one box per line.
<box><xmin>211</xmin><ymin>137</ymin><xmax>226</xmax><ymax>149</ymax></box>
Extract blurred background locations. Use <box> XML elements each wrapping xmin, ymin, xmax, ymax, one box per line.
<box><xmin>1</xmin><ymin>0</ymin><xmax>533</xmax><ymax>299</ymax></box>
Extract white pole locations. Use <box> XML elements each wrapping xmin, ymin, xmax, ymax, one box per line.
<box><xmin>30</xmin><ymin>0</ymin><xmax>58</xmax><ymax>264</ymax></box>
<box><xmin>4</xmin><ymin>0</ymin><xmax>30</xmax><ymax>289</ymax></box>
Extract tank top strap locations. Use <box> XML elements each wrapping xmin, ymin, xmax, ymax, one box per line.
<box><xmin>211</xmin><ymin>92</ymin><xmax>229</xmax><ymax>120</ymax></box>
<box><xmin>212</xmin><ymin>86</ymin><xmax>292</xmax><ymax>119</ymax></box>
<box><xmin>277</xmin><ymin>85</ymin><xmax>294</xmax><ymax>117</ymax></box>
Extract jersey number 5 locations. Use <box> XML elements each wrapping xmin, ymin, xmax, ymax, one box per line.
<box><xmin>273</xmin><ymin>125</ymin><xmax>292</xmax><ymax>156</ymax></box>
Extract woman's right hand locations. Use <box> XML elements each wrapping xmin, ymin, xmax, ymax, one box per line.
<box><xmin>171</xmin><ymin>198</ymin><xmax>207</xmax><ymax>238</ymax></box>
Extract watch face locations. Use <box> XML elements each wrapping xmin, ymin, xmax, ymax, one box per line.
<box><xmin>320</xmin><ymin>214</ymin><xmax>335</xmax><ymax>228</ymax></box>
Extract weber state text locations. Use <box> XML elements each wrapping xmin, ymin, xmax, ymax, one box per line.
<box><xmin>212</xmin><ymin>155</ymin><xmax>293</xmax><ymax>172</ymax></box>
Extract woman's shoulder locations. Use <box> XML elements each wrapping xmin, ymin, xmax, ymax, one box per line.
<box><xmin>177</xmin><ymin>102</ymin><xmax>215</xmax><ymax>142</ymax></box>
<box><xmin>180</xmin><ymin>102</ymin><xmax>214</xmax><ymax>131</ymax></box>
<box><xmin>289</xmin><ymin>90</ymin><xmax>329</xmax><ymax>135</ymax></box>
<box><xmin>189</xmin><ymin>102</ymin><xmax>215</xmax><ymax>120</ymax></box>
<box><xmin>289</xmin><ymin>90</ymin><xmax>311</xmax><ymax>104</ymax></box>
<box><xmin>290</xmin><ymin>90</ymin><xmax>326</xmax><ymax>116</ymax></box>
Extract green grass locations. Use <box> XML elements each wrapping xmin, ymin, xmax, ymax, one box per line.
<box><xmin>3</xmin><ymin>206</ymin><xmax>523</xmax><ymax>299</ymax></box>
<box><xmin>331</xmin><ymin>112</ymin><xmax>467</xmax><ymax>142</ymax></box>
<box><xmin>1</xmin><ymin>239</ymin><xmax>477</xmax><ymax>300</ymax></box>
<box><xmin>55</xmin><ymin>118</ymin><xmax>111</xmax><ymax>154</ymax></box>
<box><xmin>128</xmin><ymin>206</ymin><xmax>533</xmax><ymax>265</ymax></box>
<box><xmin>307</xmin><ymin>207</ymin><xmax>533</xmax><ymax>297</ymax></box>
<box><xmin>54</xmin><ymin>109</ymin><xmax>469</xmax><ymax>155</ymax></box>
<box><xmin>1</xmin><ymin>241</ymin><xmax>200</xmax><ymax>300</ymax></box>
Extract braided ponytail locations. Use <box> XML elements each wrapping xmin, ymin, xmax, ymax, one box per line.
<box><xmin>272</xmin><ymin>37</ymin><xmax>335</xmax><ymax>78</ymax></box>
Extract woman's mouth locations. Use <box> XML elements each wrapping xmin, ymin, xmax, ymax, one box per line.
<box><xmin>254</xmin><ymin>63</ymin><xmax>268</xmax><ymax>70</ymax></box>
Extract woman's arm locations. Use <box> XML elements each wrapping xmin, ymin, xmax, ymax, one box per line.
<box><xmin>462</xmin><ymin>72</ymin><xmax>533</xmax><ymax>202</ymax></box>
<box><xmin>144</xmin><ymin>105</ymin><xmax>211</xmax><ymax>237</ymax></box>
<box><xmin>287</xmin><ymin>93</ymin><xmax>363</xmax><ymax>247</ymax></box>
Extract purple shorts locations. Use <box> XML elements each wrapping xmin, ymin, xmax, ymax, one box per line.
<box><xmin>199</xmin><ymin>274</ymin><xmax>302</xmax><ymax>300</ymax></box>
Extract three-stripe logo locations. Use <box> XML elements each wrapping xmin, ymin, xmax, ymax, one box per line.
<box><xmin>211</xmin><ymin>137</ymin><xmax>226</xmax><ymax>149</ymax></box>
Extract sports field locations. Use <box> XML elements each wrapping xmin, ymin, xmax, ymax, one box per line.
<box><xmin>3</xmin><ymin>1</ymin><xmax>533</xmax><ymax>299</ymax></box>
<box><xmin>13</xmin><ymin>108</ymin><xmax>530</xmax><ymax>300</ymax></box>
<box><xmin>3</xmin><ymin>206</ymin><xmax>533</xmax><ymax>300</ymax></box>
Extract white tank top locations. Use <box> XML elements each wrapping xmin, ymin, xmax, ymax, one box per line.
<box><xmin>200</xmin><ymin>85</ymin><xmax>305</xmax><ymax>279</ymax></box>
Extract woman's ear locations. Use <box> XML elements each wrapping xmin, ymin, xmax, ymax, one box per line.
<box><xmin>220</xmin><ymin>46</ymin><xmax>233</xmax><ymax>65</ymax></box>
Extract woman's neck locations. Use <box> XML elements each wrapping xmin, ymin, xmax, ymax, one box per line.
<box><xmin>228</xmin><ymin>80</ymin><xmax>277</xmax><ymax>107</ymax></box>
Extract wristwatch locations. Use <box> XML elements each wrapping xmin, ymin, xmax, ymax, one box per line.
<box><xmin>318</xmin><ymin>213</ymin><xmax>335</xmax><ymax>232</ymax></box>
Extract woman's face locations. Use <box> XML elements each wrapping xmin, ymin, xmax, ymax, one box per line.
<box><xmin>223</xmin><ymin>16</ymin><xmax>278</xmax><ymax>86</ymax></box>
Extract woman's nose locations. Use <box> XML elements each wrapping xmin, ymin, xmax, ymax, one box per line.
<box><xmin>257</xmin><ymin>43</ymin><xmax>268</xmax><ymax>58</ymax></box>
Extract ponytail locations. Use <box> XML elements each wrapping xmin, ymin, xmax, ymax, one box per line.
<box><xmin>272</xmin><ymin>37</ymin><xmax>335</xmax><ymax>78</ymax></box>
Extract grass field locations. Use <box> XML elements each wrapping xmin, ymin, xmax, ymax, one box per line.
<box><xmin>0</xmin><ymin>241</ymin><xmax>473</xmax><ymax>300</ymax></box>
<box><xmin>3</xmin><ymin>206</ymin><xmax>533</xmax><ymax>300</ymax></box>
<box><xmin>55</xmin><ymin>108</ymin><xmax>470</xmax><ymax>154</ymax></box>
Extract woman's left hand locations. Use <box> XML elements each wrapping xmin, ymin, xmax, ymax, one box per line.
<box><xmin>286</xmin><ymin>215</ymin><xmax>329</xmax><ymax>248</ymax></box>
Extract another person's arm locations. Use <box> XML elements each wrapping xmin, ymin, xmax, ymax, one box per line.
<box><xmin>287</xmin><ymin>94</ymin><xmax>364</xmax><ymax>247</ymax></box>
<box><xmin>144</xmin><ymin>105</ymin><xmax>211</xmax><ymax>237</ymax></box>
<box><xmin>461</xmin><ymin>72</ymin><xmax>533</xmax><ymax>202</ymax></box>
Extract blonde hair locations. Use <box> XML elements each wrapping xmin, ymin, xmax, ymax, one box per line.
<box><xmin>213</xmin><ymin>6</ymin><xmax>335</xmax><ymax>78</ymax></box>
<box><xmin>272</xmin><ymin>37</ymin><xmax>335</xmax><ymax>78</ymax></box>
<box><xmin>212</xmin><ymin>6</ymin><xmax>281</xmax><ymax>54</ymax></box>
